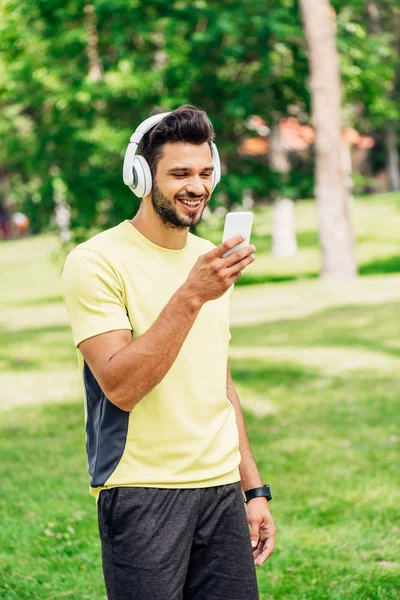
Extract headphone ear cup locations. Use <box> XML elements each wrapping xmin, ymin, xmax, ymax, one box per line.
<box><xmin>211</xmin><ymin>142</ymin><xmax>221</xmax><ymax>191</ymax></box>
<box><xmin>130</xmin><ymin>155</ymin><xmax>152</xmax><ymax>198</ymax></box>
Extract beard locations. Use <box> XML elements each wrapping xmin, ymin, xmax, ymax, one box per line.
<box><xmin>151</xmin><ymin>181</ymin><xmax>209</xmax><ymax>229</ymax></box>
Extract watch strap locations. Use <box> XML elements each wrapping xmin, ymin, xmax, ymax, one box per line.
<box><xmin>244</xmin><ymin>484</ymin><xmax>272</xmax><ymax>503</ymax></box>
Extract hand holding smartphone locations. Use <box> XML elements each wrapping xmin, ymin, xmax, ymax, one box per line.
<box><xmin>222</xmin><ymin>212</ymin><xmax>254</xmax><ymax>258</ymax></box>
<box><xmin>185</xmin><ymin>213</ymin><xmax>255</xmax><ymax>304</ymax></box>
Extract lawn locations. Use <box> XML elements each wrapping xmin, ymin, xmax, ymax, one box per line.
<box><xmin>1</xmin><ymin>194</ymin><xmax>399</xmax><ymax>599</ymax></box>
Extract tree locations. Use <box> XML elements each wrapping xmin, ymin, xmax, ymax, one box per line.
<box><xmin>365</xmin><ymin>1</ymin><xmax>400</xmax><ymax>191</ymax></box>
<box><xmin>300</xmin><ymin>0</ymin><xmax>357</xmax><ymax>279</ymax></box>
<box><xmin>333</xmin><ymin>0</ymin><xmax>400</xmax><ymax>191</ymax></box>
<box><xmin>0</xmin><ymin>0</ymin><xmax>309</xmax><ymax>237</ymax></box>
<box><xmin>3</xmin><ymin>0</ymin><xmax>395</xmax><ymax>262</ymax></box>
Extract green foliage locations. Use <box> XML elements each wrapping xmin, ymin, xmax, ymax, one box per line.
<box><xmin>0</xmin><ymin>0</ymin><xmax>399</xmax><ymax>235</ymax></box>
<box><xmin>333</xmin><ymin>0</ymin><xmax>400</xmax><ymax>129</ymax></box>
<box><xmin>0</xmin><ymin>0</ymin><xmax>308</xmax><ymax>234</ymax></box>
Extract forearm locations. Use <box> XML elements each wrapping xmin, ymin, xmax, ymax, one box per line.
<box><xmin>239</xmin><ymin>454</ymin><xmax>263</xmax><ymax>492</ymax></box>
<box><xmin>234</xmin><ymin>408</ymin><xmax>263</xmax><ymax>492</ymax></box>
<box><xmin>106</xmin><ymin>282</ymin><xmax>201</xmax><ymax>411</ymax></box>
<box><xmin>226</xmin><ymin>366</ymin><xmax>263</xmax><ymax>491</ymax></box>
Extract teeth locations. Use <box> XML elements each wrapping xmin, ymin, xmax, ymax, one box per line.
<box><xmin>180</xmin><ymin>200</ymin><xmax>201</xmax><ymax>207</ymax></box>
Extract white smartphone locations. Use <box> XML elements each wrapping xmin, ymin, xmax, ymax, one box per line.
<box><xmin>222</xmin><ymin>211</ymin><xmax>254</xmax><ymax>258</ymax></box>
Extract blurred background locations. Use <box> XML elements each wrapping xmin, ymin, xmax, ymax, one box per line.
<box><xmin>1</xmin><ymin>1</ymin><xmax>399</xmax><ymax>599</ymax></box>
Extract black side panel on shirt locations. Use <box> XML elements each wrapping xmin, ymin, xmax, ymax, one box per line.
<box><xmin>83</xmin><ymin>361</ymin><xmax>129</xmax><ymax>487</ymax></box>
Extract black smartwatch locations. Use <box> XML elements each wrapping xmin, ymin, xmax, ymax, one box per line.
<box><xmin>244</xmin><ymin>484</ymin><xmax>272</xmax><ymax>503</ymax></box>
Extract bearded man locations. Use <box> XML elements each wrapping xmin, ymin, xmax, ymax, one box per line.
<box><xmin>61</xmin><ymin>105</ymin><xmax>276</xmax><ymax>600</ymax></box>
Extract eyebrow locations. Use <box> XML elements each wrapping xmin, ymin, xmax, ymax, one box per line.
<box><xmin>167</xmin><ymin>166</ymin><xmax>214</xmax><ymax>173</ymax></box>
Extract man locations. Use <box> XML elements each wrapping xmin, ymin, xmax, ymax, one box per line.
<box><xmin>61</xmin><ymin>105</ymin><xmax>276</xmax><ymax>600</ymax></box>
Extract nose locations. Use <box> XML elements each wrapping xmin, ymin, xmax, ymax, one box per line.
<box><xmin>185</xmin><ymin>175</ymin><xmax>207</xmax><ymax>195</ymax></box>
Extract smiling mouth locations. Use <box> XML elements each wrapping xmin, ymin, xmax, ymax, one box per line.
<box><xmin>176</xmin><ymin>197</ymin><xmax>203</xmax><ymax>209</ymax></box>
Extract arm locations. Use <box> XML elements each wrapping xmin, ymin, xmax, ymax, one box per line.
<box><xmin>80</xmin><ymin>284</ymin><xmax>201</xmax><ymax>411</ymax></box>
<box><xmin>226</xmin><ymin>361</ymin><xmax>263</xmax><ymax>492</ymax></box>
<box><xmin>226</xmin><ymin>360</ymin><xmax>277</xmax><ymax>566</ymax></box>
<box><xmin>78</xmin><ymin>236</ymin><xmax>254</xmax><ymax>412</ymax></box>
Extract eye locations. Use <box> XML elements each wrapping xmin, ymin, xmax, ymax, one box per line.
<box><xmin>201</xmin><ymin>172</ymin><xmax>212</xmax><ymax>178</ymax></box>
<box><xmin>174</xmin><ymin>174</ymin><xmax>187</xmax><ymax>178</ymax></box>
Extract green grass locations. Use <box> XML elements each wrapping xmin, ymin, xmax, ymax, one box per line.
<box><xmin>1</xmin><ymin>193</ymin><xmax>400</xmax><ymax>599</ymax></box>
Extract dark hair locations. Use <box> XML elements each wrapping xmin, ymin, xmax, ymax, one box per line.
<box><xmin>137</xmin><ymin>105</ymin><xmax>215</xmax><ymax>177</ymax></box>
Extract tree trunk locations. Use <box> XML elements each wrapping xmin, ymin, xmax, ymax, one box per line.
<box><xmin>269</xmin><ymin>124</ymin><xmax>298</xmax><ymax>257</ymax></box>
<box><xmin>84</xmin><ymin>4</ymin><xmax>103</xmax><ymax>82</ymax></box>
<box><xmin>340</xmin><ymin>138</ymin><xmax>354</xmax><ymax>201</ymax></box>
<box><xmin>299</xmin><ymin>0</ymin><xmax>357</xmax><ymax>279</ymax></box>
<box><xmin>366</xmin><ymin>2</ymin><xmax>381</xmax><ymax>34</ymax></box>
<box><xmin>0</xmin><ymin>171</ymin><xmax>13</xmax><ymax>239</ymax></box>
<box><xmin>272</xmin><ymin>198</ymin><xmax>298</xmax><ymax>257</ymax></box>
<box><xmin>386</xmin><ymin>127</ymin><xmax>400</xmax><ymax>191</ymax></box>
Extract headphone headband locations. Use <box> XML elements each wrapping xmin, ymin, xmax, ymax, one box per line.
<box><xmin>123</xmin><ymin>112</ymin><xmax>171</xmax><ymax>186</ymax></box>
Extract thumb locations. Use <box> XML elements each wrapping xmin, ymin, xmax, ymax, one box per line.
<box><xmin>249</xmin><ymin>522</ymin><xmax>259</xmax><ymax>549</ymax></box>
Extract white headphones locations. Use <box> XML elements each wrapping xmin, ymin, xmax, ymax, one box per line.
<box><xmin>123</xmin><ymin>112</ymin><xmax>221</xmax><ymax>198</ymax></box>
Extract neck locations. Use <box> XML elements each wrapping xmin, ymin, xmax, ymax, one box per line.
<box><xmin>130</xmin><ymin>199</ymin><xmax>189</xmax><ymax>250</ymax></box>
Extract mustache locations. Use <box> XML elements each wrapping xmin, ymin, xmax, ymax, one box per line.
<box><xmin>175</xmin><ymin>192</ymin><xmax>209</xmax><ymax>200</ymax></box>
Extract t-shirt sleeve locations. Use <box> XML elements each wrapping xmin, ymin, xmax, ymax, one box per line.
<box><xmin>61</xmin><ymin>248</ymin><xmax>132</xmax><ymax>347</ymax></box>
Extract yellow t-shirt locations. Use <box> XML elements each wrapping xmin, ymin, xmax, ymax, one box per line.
<box><xmin>61</xmin><ymin>220</ymin><xmax>240</xmax><ymax>499</ymax></box>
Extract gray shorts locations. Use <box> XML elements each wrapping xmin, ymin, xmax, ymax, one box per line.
<box><xmin>98</xmin><ymin>482</ymin><xmax>259</xmax><ymax>600</ymax></box>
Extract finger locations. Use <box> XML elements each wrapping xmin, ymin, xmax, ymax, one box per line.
<box><xmin>213</xmin><ymin>235</ymin><xmax>245</xmax><ymax>258</ymax></box>
<box><xmin>249</xmin><ymin>522</ymin><xmax>259</xmax><ymax>550</ymax></box>
<box><xmin>223</xmin><ymin>244</ymin><xmax>256</xmax><ymax>267</ymax></box>
<box><xmin>226</xmin><ymin>253</ymin><xmax>255</xmax><ymax>277</ymax></box>
<box><xmin>254</xmin><ymin>538</ymin><xmax>275</xmax><ymax>567</ymax></box>
<box><xmin>228</xmin><ymin>267</ymin><xmax>243</xmax><ymax>284</ymax></box>
<box><xmin>252</xmin><ymin>539</ymin><xmax>264</xmax><ymax>559</ymax></box>
<box><xmin>228</xmin><ymin>269</ymin><xmax>243</xmax><ymax>286</ymax></box>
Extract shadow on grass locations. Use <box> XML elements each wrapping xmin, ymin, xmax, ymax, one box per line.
<box><xmin>238</xmin><ymin>253</ymin><xmax>400</xmax><ymax>286</ymax></box>
<box><xmin>3</xmin><ymin>295</ymin><xmax>63</xmax><ymax>309</ymax></box>
<box><xmin>230</xmin><ymin>359</ymin><xmax>311</xmax><ymax>389</ymax></box>
<box><xmin>0</xmin><ymin>324</ymin><xmax>71</xmax><ymax>343</ymax></box>
<box><xmin>0</xmin><ymin>324</ymin><xmax>75</xmax><ymax>369</ymax></box>
<box><xmin>359</xmin><ymin>255</ymin><xmax>400</xmax><ymax>276</ymax></box>
<box><xmin>231</xmin><ymin>300</ymin><xmax>400</xmax><ymax>360</ymax></box>
<box><xmin>237</xmin><ymin>230</ymin><xmax>319</xmax><ymax>253</ymax></box>
<box><xmin>236</xmin><ymin>271</ymin><xmax>316</xmax><ymax>286</ymax></box>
